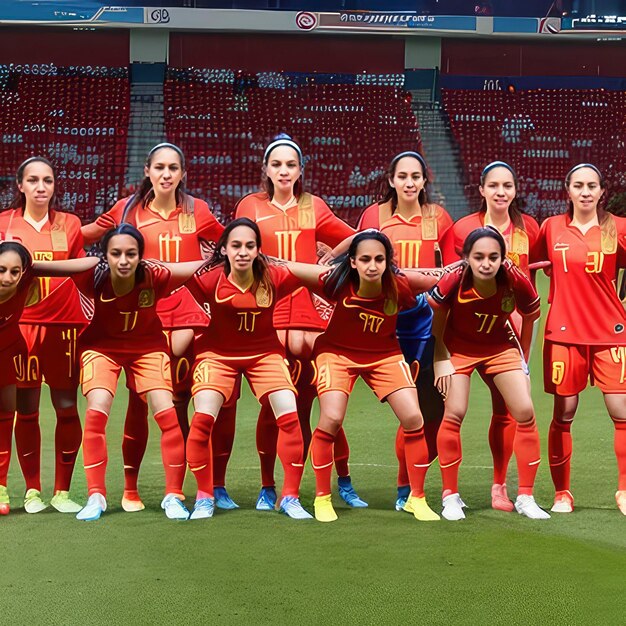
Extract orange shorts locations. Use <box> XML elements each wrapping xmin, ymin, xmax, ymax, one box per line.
<box><xmin>543</xmin><ymin>341</ymin><xmax>626</xmax><ymax>395</ymax></box>
<box><xmin>451</xmin><ymin>348</ymin><xmax>525</xmax><ymax>377</ymax></box>
<box><xmin>18</xmin><ymin>323</ymin><xmax>82</xmax><ymax>389</ymax></box>
<box><xmin>191</xmin><ymin>352</ymin><xmax>296</xmax><ymax>402</ymax></box>
<box><xmin>0</xmin><ymin>338</ymin><xmax>28</xmax><ymax>387</ymax></box>
<box><xmin>80</xmin><ymin>350</ymin><xmax>172</xmax><ymax>398</ymax></box>
<box><xmin>314</xmin><ymin>352</ymin><xmax>416</xmax><ymax>401</ymax></box>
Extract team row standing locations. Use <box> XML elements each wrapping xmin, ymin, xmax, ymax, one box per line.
<box><xmin>0</xmin><ymin>140</ymin><xmax>624</xmax><ymax>520</ymax></box>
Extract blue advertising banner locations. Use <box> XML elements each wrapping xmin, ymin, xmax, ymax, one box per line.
<box><xmin>0</xmin><ymin>2</ymin><xmax>143</xmax><ymax>24</ymax></box>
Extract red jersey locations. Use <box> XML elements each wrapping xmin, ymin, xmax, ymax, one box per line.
<box><xmin>314</xmin><ymin>274</ymin><xmax>417</xmax><ymax>363</ymax></box>
<box><xmin>72</xmin><ymin>262</ymin><xmax>175</xmax><ymax>355</ymax></box>
<box><xmin>430</xmin><ymin>263</ymin><xmax>540</xmax><ymax>358</ymax></box>
<box><xmin>83</xmin><ymin>196</ymin><xmax>224</xmax><ymax>330</ymax></box>
<box><xmin>358</xmin><ymin>202</ymin><xmax>452</xmax><ymax>268</ymax></box>
<box><xmin>0</xmin><ymin>269</ymin><xmax>37</xmax><ymax>350</ymax></box>
<box><xmin>235</xmin><ymin>192</ymin><xmax>354</xmax><ymax>330</ymax></box>
<box><xmin>186</xmin><ymin>264</ymin><xmax>301</xmax><ymax>357</ymax></box>
<box><xmin>441</xmin><ymin>212</ymin><xmax>539</xmax><ymax>277</ymax></box>
<box><xmin>0</xmin><ymin>208</ymin><xmax>87</xmax><ymax>325</ymax></box>
<box><xmin>533</xmin><ymin>213</ymin><xmax>626</xmax><ymax>346</ymax></box>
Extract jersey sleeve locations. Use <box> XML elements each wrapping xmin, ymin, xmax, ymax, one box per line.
<box><xmin>429</xmin><ymin>266</ymin><xmax>462</xmax><ymax>306</ymax></box>
<box><xmin>195</xmin><ymin>199</ymin><xmax>225</xmax><ymax>244</ymax></box>
<box><xmin>523</xmin><ymin>215</ymin><xmax>541</xmax><ymax>263</ymax></box>
<box><xmin>531</xmin><ymin>218</ymin><xmax>550</xmax><ymax>263</ymax></box>
<box><xmin>146</xmin><ymin>261</ymin><xmax>174</xmax><ymax>299</ymax></box>
<box><xmin>436</xmin><ymin>205</ymin><xmax>454</xmax><ymax>241</ymax></box>
<box><xmin>234</xmin><ymin>194</ymin><xmax>257</xmax><ymax>220</ymax></box>
<box><xmin>509</xmin><ymin>264</ymin><xmax>540</xmax><ymax>316</ymax></box>
<box><xmin>70</xmin><ymin>267</ymin><xmax>96</xmax><ymax>299</ymax></box>
<box><xmin>81</xmin><ymin>198</ymin><xmax>127</xmax><ymax>244</ymax></box>
<box><xmin>66</xmin><ymin>214</ymin><xmax>86</xmax><ymax>258</ymax></box>
<box><xmin>440</xmin><ymin>222</ymin><xmax>463</xmax><ymax>264</ymax></box>
<box><xmin>185</xmin><ymin>266</ymin><xmax>215</xmax><ymax>307</ymax></box>
<box><xmin>396</xmin><ymin>274</ymin><xmax>420</xmax><ymax>311</ymax></box>
<box><xmin>356</xmin><ymin>204</ymin><xmax>379</xmax><ymax>230</ymax></box>
<box><xmin>271</xmin><ymin>265</ymin><xmax>303</xmax><ymax>300</ymax></box>
<box><xmin>314</xmin><ymin>197</ymin><xmax>355</xmax><ymax>247</ymax></box>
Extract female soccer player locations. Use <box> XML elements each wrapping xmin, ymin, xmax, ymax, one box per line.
<box><xmin>213</xmin><ymin>134</ymin><xmax>360</xmax><ymax>512</ymax></box>
<box><xmin>183</xmin><ymin>218</ymin><xmax>312</xmax><ymax>520</ymax></box>
<box><xmin>358</xmin><ymin>150</ymin><xmax>452</xmax><ymax>510</ymax></box>
<box><xmin>0</xmin><ymin>157</ymin><xmax>86</xmax><ymax>514</ymax></box>
<box><xmin>67</xmin><ymin>224</ymin><xmax>207</xmax><ymax>521</ymax></box>
<box><xmin>431</xmin><ymin>227</ymin><xmax>549</xmax><ymax>521</ymax></box>
<box><xmin>534</xmin><ymin>163</ymin><xmax>626</xmax><ymax>515</ymax></box>
<box><xmin>441</xmin><ymin>161</ymin><xmax>540</xmax><ymax>512</ymax></box>
<box><xmin>278</xmin><ymin>230</ymin><xmax>441</xmax><ymax>522</ymax></box>
<box><xmin>82</xmin><ymin>143</ymin><xmax>224</xmax><ymax>512</ymax></box>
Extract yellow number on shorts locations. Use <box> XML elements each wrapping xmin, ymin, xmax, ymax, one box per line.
<box><xmin>551</xmin><ymin>361</ymin><xmax>565</xmax><ymax>386</ymax></box>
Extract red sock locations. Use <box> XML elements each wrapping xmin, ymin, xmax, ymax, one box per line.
<box><xmin>404</xmin><ymin>427</ymin><xmax>430</xmax><ymax>498</ymax></box>
<box><xmin>395</xmin><ymin>426</ymin><xmax>409</xmax><ymax>487</ymax></box>
<box><xmin>83</xmin><ymin>408</ymin><xmax>109</xmax><ymax>496</ymax></box>
<box><xmin>489</xmin><ymin>412</ymin><xmax>517</xmax><ymax>485</ymax></box>
<box><xmin>612</xmin><ymin>419</ymin><xmax>626</xmax><ymax>491</ymax></box>
<box><xmin>15</xmin><ymin>411</ymin><xmax>41</xmax><ymax>491</ymax></box>
<box><xmin>122</xmin><ymin>393</ymin><xmax>149</xmax><ymax>493</ymax></box>
<box><xmin>311</xmin><ymin>427</ymin><xmax>335</xmax><ymax>497</ymax></box>
<box><xmin>54</xmin><ymin>406</ymin><xmax>82</xmax><ymax>493</ymax></box>
<box><xmin>514</xmin><ymin>418</ymin><xmax>541</xmax><ymax>496</ymax></box>
<box><xmin>256</xmin><ymin>401</ymin><xmax>278</xmax><ymax>488</ymax></box>
<box><xmin>0</xmin><ymin>411</ymin><xmax>14</xmax><ymax>485</ymax></box>
<box><xmin>187</xmin><ymin>411</ymin><xmax>216</xmax><ymax>495</ymax></box>
<box><xmin>548</xmin><ymin>419</ymin><xmax>572</xmax><ymax>492</ymax></box>
<box><xmin>333</xmin><ymin>427</ymin><xmax>350</xmax><ymax>478</ymax></box>
<box><xmin>154</xmin><ymin>407</ymin><xmax>186</xmax><ymax>496</ymax></box>
<box><xmin>212</xmin><ymin>404</ymin><xmax>237</xmax><ymax>488</ymax></box>
<box><xmin>437</xmin><ymin>418</ymin><xmax>462</xmax><ymax>495</ymax></box>
<box><xmin>276</xmin><ymin>411</ymin><xmax>304</xmax><ymax>498</ymax></box>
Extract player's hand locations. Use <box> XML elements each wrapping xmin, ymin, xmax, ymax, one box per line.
<box><xmin>317</xmin><ymin>242</ymin><xmax>335</xmax><ymax>266</ymax></box>
<box><xmin>528</xmin><ymin>261</ymin><xmax>551</xmax><ymax>271</ymax></box>
<box><xmin>434</xmin><ymin>359</ymin><xmax>455</xmax><ymax>399</ymax></box>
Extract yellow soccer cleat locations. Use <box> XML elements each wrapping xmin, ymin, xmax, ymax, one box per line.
<box><xmin>314</xmin><ymin>495</ymin><xmax>338</xmax><ymax>523</ymax></box>
<box><xmin>404</xmin><ymin>495</ymin><xmax>440</xmax><ymax>521</ymax></box>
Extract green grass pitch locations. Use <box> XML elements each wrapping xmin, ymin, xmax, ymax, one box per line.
<box><xmin>1</xmin><ymin>274</ymin><xmax>625</xmax><ymax>625</ymax></box>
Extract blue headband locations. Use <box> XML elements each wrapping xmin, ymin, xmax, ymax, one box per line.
<box><xmin>480</xmin><ymin>161</ymin><xmax>516</xmax><ymax>180</ymax></box>
<box><xmin>391</xmin><ymin>151</ymin><xmax>427</xmax><ymax>175</ymax></box>
<box><xmin>263</xmin><ymin>138</ymin><xmax>304</xmax><ymax>167</ymax></box>
<box><xmin>565</xmin><ymin>163</ymin><xmax>603</xmax><ymax>184</ymax></box>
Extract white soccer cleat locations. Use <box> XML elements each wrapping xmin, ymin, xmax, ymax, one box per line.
<box><xmin>76</xmin><ymin>493</ymin><xmax>107</xmax><ymax>521</ymax></box>
<box><xmin>442</xmin><ymin>493</ymin><xmax>466</xmax><ymax>521</ymax></box>
<box><xmin>161</xmin><ymin>494</ymin><xmax>190</xmax><ymax>521</ymax></box>
<box><xmin>550</xmin><ymin>490</ymin><xmax>574</xmax><ymax>514</ymax></box>
<box><xmin>515</xmin><ymin>494</ymin><xmax>551</xmax><ymax>520</ymax></box>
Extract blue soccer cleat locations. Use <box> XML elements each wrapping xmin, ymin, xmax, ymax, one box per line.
<box><xmin>338</xmin><ymin>476</ymin><xmax>368</xmax><ymax>508</ymax></box>
<box><xmin>214</xmin><ymin>487</ymin><xmax>239</xmax><ymax>510</ymax></box>
<box><xmin>395</xmin><ymin>485</ymin><xmax>411</xmax><ymax>512</ymax></box>
<box><xmin>76</xmin><ymin>493</ymin><xmax>107</xmax><ymax>522</ymax></box>
<box><xmin>190</xmin><ymin>497</ymin><xmax>215</xmax><ymax>520</ymax></box>
<box><xmin>255</xmin><ymin>486</ymin><xmax>277</xmax><ymax>511</ymax></box>
<box><xmin>161</xmin><ymin>494</ymin><xmax>190</xmax><ymax>521</ymax></box>
<box><xmin>279</xmin><ymin>496</ymin><xmax>313</xmax><ymax>520</ymax></box>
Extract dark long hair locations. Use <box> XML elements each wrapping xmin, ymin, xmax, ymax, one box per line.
<box><xmin>208</xmin><ymin>217</ymin><xmax>273</xmax><ymax>297</ymax></box>
<box><xmin>478</xmin><ymin>161</ymin><xmax>525</xmax><ymax>230</ymax></box>
<box><xmin>324</xmin><ymin>230</ymin><xmax>399</xmax><ymax>304</ymax></box>
<box><xmin>261</xmin><ymin>133</ymin><xmax>304</xmax><ymax>200</ymax></box>
<box><xmin>376</xmin><ymin>151</ymin><xmax>431</xmax><ymax>213</ymax></box>
<box><xmin>10</xmin><ymin>156</ymin><xmax>60</xmax><ymax>211</ymax></box>
<box><xmin>98</xmin><ymin>224</ymin><xmax>146</xmax><ymax>287</ymax></box>
<box><xmin>0</xmin><ymin>241</ymin><xmax>32</xmax><ymax>272</ymax></box>
<box><xmin>122</xmin><ymin>143</ymin><xmax>190</xmax><ymax>217</ymax></box>
<box><xmin>564</xmin><ymin>163</ymin><xmax>608</xmax><ymax>224</ymax></box>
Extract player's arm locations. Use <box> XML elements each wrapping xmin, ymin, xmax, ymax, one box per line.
<box><xmin>427</xmin><ymin>295</ymin><xmax>455</xmax><ymax>399</ymax></box>
<box><xmin>160</xmin><ymin>259</ymin><xmax>209</xmax><ymax>291</ymax></box>
<box><xmin>402</xmin><ymin>267</ymin><xmax>444</xmax><ymax>294</ymax></box>
<box><xmin>270</xmin><ymin>258</ymin><xmax>327</xmax><ymax>292</ymax></box>
<box><xmin>32</xmin><ymin>256</ymin><xmax>100</xmax><ymax>276</ymax></box>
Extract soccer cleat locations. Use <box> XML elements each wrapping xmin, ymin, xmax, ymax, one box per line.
<box><xmin>550</xmin><ymin>490</ymin><xmax>574</xmax><ymax>513</ymax></box>
<box><xmin>121</xmin><ymin>490</ymin><xmax>145</xmax><ymax>513</ymax></box>
<box><xmin>491</xmin><ymin>483</ymin><xmax>514</xmax><ymax>512</ymax></box>
<box><xmin>161</xmin><ymin>494</ymin><xmax>190</xmax><ymax>521</ymax></box>
<box><xmin>395</xmin><ymin>485</ymin><xmax>411</xmax><ymax>512</ymax></box>
<box><xmin>214</xmin><ymin>486</ymin><xmax>239</xmax><ymax>510</ymax></box>
<box><xmin>515</xmin><ymin>494</ymin><xmax>551</xmax><ymax>520</ymax></box>
<box><xmin>24</xmin><ymin>489</ymin><xmax>48</xmax><ymax>514</ymax></box>
<box><xmin>279</xmin><ymin>496</ymin><xmax>313</xmax><ymax>520</ymax></box>
<box><xmin>404</xmin><ymin>496</ymin><xmax>440</xmax><ymax>521</ymax></box>
<box><xmin>76</xmin><ymin>493</ymin><xmax>107</xmax><ymax>521</ymax></box>
<box><xmin>50</xmin><ymin>491</ymin><xmax>82</xmax><ymax>513</ymax></box>
<box><xmin>615</xmin><ymin>491</ymin><xmax>626</xmax><ymax>516</ymax></box>
<box><xmin>255</xmin><ymin>486</ymin><xmax>277</xmax><ymax>511</ymax></box>
<box><xmin>314</xmin><ymin>495</ymin><xmax>338</xmax><ymax>523</ymax></box>
<box><xmin>190</xmin><ymin>498</ymin><xmax>215</xmax><ymax>520</ymax></box>
<box><xmin>442</xmin><ymin>493</ymin><xmax>467</xmax><ymax>521</ymax></box>
<box><xmin>0</xmin><ymin>485</ymin><xmax>10</xmax><ymax>515</ymax></box>
<box><xmin>337</xmin><ymin>477</ymin><xmax>368</xmax><ymax>508</ymax></box>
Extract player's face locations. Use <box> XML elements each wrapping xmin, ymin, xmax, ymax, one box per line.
<box><xmin>466</xmin><ymin>236</ymin><xmax>502</xmax><ymax>282</ymax></box>
<box><xmin>18</xmin><ymin>161</ymin><xmax>55</xmax><ymax>210</ymax></box>
<box><xmin>265</xmin><ymin>146</ymin><xmax>301</xmax><ymax>195</ymax></box>
<box><xmin>222</xmin><ymin>225</ymin><xmax>259</xmax><ymax>273</ymax></box>
<box><xmin>389</xmin><ymin>156</ymin><xmax>425</xmax><ymax>204</ymax></box>
<box><xmin>567</xmin><ymin>168</ymin><xmax>603</xmax><ymax>214</ymax></box>
<box><xmin>145</xmin><ymin>148</ymin><xmax>184</xmax><ymax>197</ymax></box>
<box><xmin>106</xmin><ymin>234</ymin><xmax>141</xmax><ymax>280</ymax></box>
<box><xmin>0</xmin><ymin>251</ymin><xmax>24</xmax><ymax>300</ymax></box>
<box><xmin>351</xmin><ymin>239</ymin><xmax>387</xmax><ymax>284</ymax></box>
<box><xmin>479</xmin><ymin>167</ymin><xmax>516</xmax><ymax>214</ymax></box>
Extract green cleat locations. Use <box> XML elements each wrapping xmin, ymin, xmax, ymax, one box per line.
<box><xmin>50</xmin><ymin>491</ymin><xmax>83</xmax><ymax>513</ymax></box>
<box><xmin>24</xmin><ymin>489</ymin><xmax>48</xmax><ymax>514</ymax></box>
<box><xmin>0</xmin><ymin>485</ymin><xmax>10</xmax><ymax>515</ymax></box>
